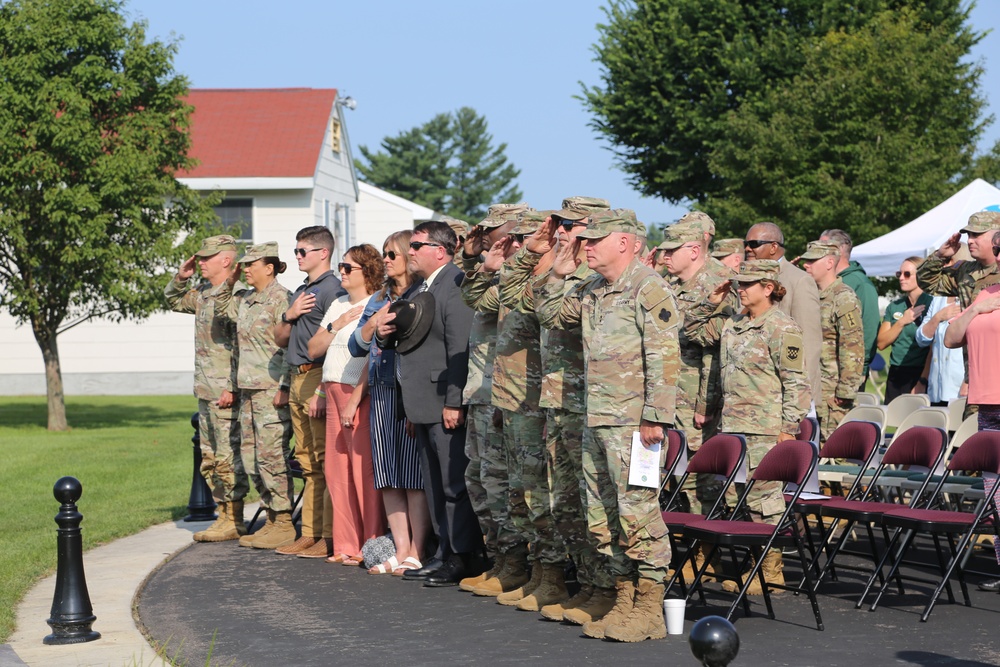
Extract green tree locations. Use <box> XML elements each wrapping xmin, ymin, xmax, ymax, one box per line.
<box><xmin>357</xmin><ymin>107</ymin><xmax>522</xmax><ymax>221</ymax></box>
<box><xmin>704</xmin><ymin>9</ymin><xmax>987</xmax><ymax>253</ymax></box>
<box><xmin>0</xmin><ymin>0</ymin><xmax>220</xmax><ymax>430</ymax></box>
<box><xmin>583</xmin><ymin>0</ymin><xmax>982</xmax><ymax>208</ymax></box>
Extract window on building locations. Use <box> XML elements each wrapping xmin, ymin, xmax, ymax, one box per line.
<box><xmin>214</xmin><ymin>198</ymin><xmax>253</xmax><ymax>243</ymax></box>
<box><xmin>331</xmin><ymin>117</ymin><xmax>342</xmax><ymax>153</ymax></box>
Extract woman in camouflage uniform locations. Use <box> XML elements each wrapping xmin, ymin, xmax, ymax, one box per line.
<box><xmin>218</xmin><ymin>242</ymin><xmax>296</xmax><ymax>550</ymax></box>
<box><xmin>686</xmin><ymin>259</ymin><xmax>811</xmax><ymax>594</ymax></box>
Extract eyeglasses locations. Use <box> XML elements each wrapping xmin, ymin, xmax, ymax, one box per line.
<box><xmin>895</xmin><ymin>270</ymin><xmax>913</xmax><ymax>279</ymax></box>
<box><xmin>732</xmin><ymin>279</ymin><xmax>760</xmax><ymax>288</ymax></box>
<box><xmin>293</xmin><ymin>247</ymin><xmax>324</xmax><ymax>258</ymax></box>
<box><xmin>510</xmin><ymin>233</ymin><xmax>526</xmax><ymax>244</ymax></box>
<box><xmin>409</xmin><ymin>241</ymin><xmax>443</xmax><ymax>251</ymax></box>
<box><xmin>560</xmin><ymin>220</ymin><xmax>587</xmax><ymax>231</ymax></box>
<box><xmin>744</xmin><ymin>239</ymin><xmax>784</xmax><ymax>249</ymax></box>
<box><xmin>994</xmin><ymin>245</ymin><xmax>1000</xmax><ymax>257</ymax></box>
<box><xmin>382</xmin><ymin>250</ymin><xmax>398</xmax><ymax>261</ymax></box>
<box><xmin>338</xmin><ymin>263</ymin><xmax>362</xmax><ymax>274</ymax></box>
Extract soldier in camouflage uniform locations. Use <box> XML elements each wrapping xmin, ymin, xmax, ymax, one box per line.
<box><xmin>164</xmin><ymin>234</ymin><xmax>249</xmax><ymax>542</ymax></box>
<box><xmin>216</xmin><ymin>242</ymin><xmax>296</xmax><ymax>550</ymax></box>
<box><xmin>711</xmin><ymin>238</ymin><xmax>745</xmax><ymax>273</ymax></box>
<box><xmin>536</xmin><ymin>210</ymin><xmax>680</xmax><ymax>643</ymax></box>
<box><xmin>500</xmin><ymin>197</ymin><xmax>615</xmax><ymax>619</ymax></box>
<box><xmin>800</xmin><ymin>241</ymin><xmax>866</xmax><ymax>442</ymax></box>
<box><xmin>686</xmin><ymin>259</ymin><xmax>811</xmax><ymax>595</ymax></box>
<box><xmin>456</xmin><ymin>204</ymin><xmax>523</xmax><ymax>592</ymax></box>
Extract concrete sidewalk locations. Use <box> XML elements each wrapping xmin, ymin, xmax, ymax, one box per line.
<box><xmin>4</xmin><ymin>505</ymin><xmax>257</xmax><ymax>667</ymax></box>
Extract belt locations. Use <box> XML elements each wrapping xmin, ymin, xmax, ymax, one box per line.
<box><xmin>290</xmin><ymin>363</ymin><xmax>317</xmax><ymax>375</ymax></box>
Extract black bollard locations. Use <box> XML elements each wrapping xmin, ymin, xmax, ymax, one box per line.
<box><xmin>184</xmin><ymin>412</ymin><xmax>217</xmax><ymax>522</ymax></box>
<box><xmin>689</xmin><ymin>615</ymin><xmax>739</xmax><ymax>667</ymax></box>
<box><xmin>44</xmin><ymin>477</ymin><xmax>101</xmax><ymax>645</ymax></box>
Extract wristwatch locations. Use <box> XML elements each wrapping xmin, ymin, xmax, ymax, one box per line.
<box><xmin>281</xmin><ymin>312</ymin><xmax>293</xmax><ymax>324</ymax></box>
<box><xmin>326</xmin><ymin>322</ymin><xmax>335</xmax><ymax>334</ymax></box>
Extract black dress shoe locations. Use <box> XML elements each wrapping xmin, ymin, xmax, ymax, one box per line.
<box><xmin>424</xmin><ymin>556</ymin><xmax>466</xmax><ymax>587</ymax></box>
<box><xmin>978</xmin><ymin>578</ymin><xmax>1000</xmax><ymax>592</ymax></box>
<box><xmin>402</xmin><ymin>557</ymin><xmax>443</xmax><ymax>581</ymax></box>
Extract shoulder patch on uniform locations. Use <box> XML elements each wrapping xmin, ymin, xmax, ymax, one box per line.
<box><xmin>780</xmin><ymin>330</ymin><xmax>805</xmax><ymax>372</ymax></box>
<box><xmin>637</xmin><ymin>278</ymin><xmax>671</xmax><ymax>311</ymax></box>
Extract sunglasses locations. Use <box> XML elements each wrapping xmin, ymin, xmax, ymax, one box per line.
<box><xmin>510</xmin><ymin>233</ymin><xmax>527</xmax><ymax>244</ymax></box>
<box><xmin>293</xmin><ymin>247</ymin><xmax>324</xmax><ymax>258</ymax></box>
<box><xmin>895</xmin><ymin>270</ymin><xmax>913</xmax><ymax>279</ymax></box>
<box><xmin>382</xmin><ymin>250</ymin><xmax>398</xmax><ymax>261</ymax></box>
<box><xmin>338</xmin><ymin>263</ymin><xmax>362</xmax><ymax>274</ymax></box>
<box><xmin>409</xmin><ymin>241</ymin><xmax>443</xmax><ymax>251</ymax></box>
<box><xmin>732</xmin><ymin>279</ymin><xmax>760</xmax><ymax>288</ymax></box>
<box><xmin>744</xmin><ymin>239</ymin><xmax>784</xmax><ymax>249</ymax></box>
<box><xmin>560</xmin><ymin>220</ymin><xmax>587</xmax><ymax>231</ymax></box>
<box><xmin>994</xmin><ymin>246</ymin><xmax>1000</xmax><ymax>257</ymax></box>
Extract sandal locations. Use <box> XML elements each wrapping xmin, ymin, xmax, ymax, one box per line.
<box><xmin>325</xmin><ymin>553</ymin><xmax>351</xmax><ymax>564</ymax></box>
<box><xmin>342</xmin><ymin>555</ymin><xmax>364</xmax><ymax>567</ymax></box>
<box><xmin>392</xmin><ymin>556</ymin><xmax>422</xmax><ymax>577</ymax></box>
<box><xmin>368</xmin><ymin>556</ymin><xmax>400</xmax><ymax>575</ymax></box>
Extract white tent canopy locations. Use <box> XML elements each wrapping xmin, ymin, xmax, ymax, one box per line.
<box><xmin>852</xmin><ymin>179</ymin><xmax>1000</xmax><ymax>277</ymax></box>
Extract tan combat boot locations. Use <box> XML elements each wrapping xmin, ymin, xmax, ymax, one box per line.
<box><xmin>230</xmin><ymin>500</ymin><xmax>248</xmax><ymax>536</ymax></box>
<box><xmin>496</xmin><ymin>560</ymin><xmax>542</xmax><ymax>606</ymax></box>
<box><xmin>582</xmin><ymin>578</ymin><xmax>635</xmax><ymax>639</ymax></box>
<box><xmin>604</xmin><ymin>579</ymin><xmax>667</xmax><ymax>642</ymax></box>
<box><xmin>562</xmin><ymin>586</ymin><xmax>616</xmax><ymax>625</ymax></box>
<box><xmin>200</xmin><ymin>502</ymin><xmax>246</xmax><ymax>542</ymax></box>
<box><xmin>461</xmin><ymin>552</ymin><xmax>503</xmax><ymax>592</ymax></box>
<box><xmin>472</xmin><ymin>553</ymin><xmax>529</xmax><ymax>597</ymax></box>
<box><xmin>540</xmin><ymin>584</ymin><xmax>593</xmax><ymax>621</ymax></box>
<box><xmin>683</xmin><ymin>544</ymin><xmax>720</xmax><ymax>583</ymax></box>
<box><xmin>240</xmin><ymin>509</ymin><xmax>274</xmax><ymax>547</ymax></box>
<box><xmin>193</xmin><ymin>503</ymin><xmax>228</xmax><ymax>542</ymax></box>
<box><xmin>516</xmin><ymin>563</ymin><xmax>569</xmax><ymax>611</ymax></box>
<box><xmin>722</xmin><ymin>549</ymin><xmax>784</xmax><ymax>595</ymax></box>
<box><xmin>251</xmin><ymin>510</ymin><xmax>295</xmax><ymax>549</ymax></box>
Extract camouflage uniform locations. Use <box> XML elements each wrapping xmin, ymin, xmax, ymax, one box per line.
<box><xmin>917</xmin><ymin>211</ymin><xmax>1000</xmax><ymax>310</ymax></box>
<box><xmin>537</xmin><ymin>248</ymin><xmax>679</xmax><ymax>584</ymax></box>
<box><xmin>500</xmin><ymin>238</ymin><xmax>613</xmax><ymax>589</ymax></box>
<box><xmin>816</xmin><ymin>279</ymin><xmax>865</xmax><ymax>441</ymax></box>
<box><xmin>685</xmin><ymin>261</ymin><xmax>811</xmax><ymax>524</ymax></box>
<box><xmin>464</xmin><ymin>257</ymin><xmax>563</xmax><ymax>565</ymax></box>
<box><xmin>164</xmin><ymin>237</ymin><xmax>248</xmax><ymax>505</ymax></box>
<box><xmin>217</xmin><ymin>275</ymin><xmax>295</xmax><ymax>513</ymax></box>
<box><xmin>660</xmin><ymin>223</ymin><xmax>736</xmax><ymax>514</ymax></box>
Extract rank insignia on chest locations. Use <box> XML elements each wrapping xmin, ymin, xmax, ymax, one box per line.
<box><xmin>786</xmin><ymin>346</ymin><xmax>800</xmax><ymax>360</ymax></box>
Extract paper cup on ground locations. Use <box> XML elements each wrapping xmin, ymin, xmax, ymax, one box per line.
<box><xmin>664</xmin><ymin>598</ymin><xmax>686</xmax><ymax>635</ymax></box>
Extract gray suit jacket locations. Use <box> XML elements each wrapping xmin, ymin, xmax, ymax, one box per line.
<box><xmin>777</xmin><ymin>259</ymin><xmax>822</xmax><ymax>405</ymax></box>
<box><xmin>397</xmin><ymin>262</ymin><xmax>474</xmax><ymax>424</ymax></box>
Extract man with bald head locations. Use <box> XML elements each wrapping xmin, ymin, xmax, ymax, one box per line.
<box><xmin>165</xmin><ymin>234</ymin><xmax>249</xmax><ymax>542</ymax></box>
<box><xmin>744</xmin><ymin>222</ymin><xmax>823</xmax><ymax>405</ymax></box>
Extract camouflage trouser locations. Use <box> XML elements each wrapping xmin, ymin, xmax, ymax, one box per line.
<box><xmin>197</xmin><ymin>398</ymin><xmax>249</xmax><ymax>503</ymax></box>
<box><xmin>479</xmin><ymin>408</ymin><xmax>525</xmax><ymax>558</ymax></box>
<box><xmin>547</xmin><ymin>409</ymin><xmax>611</xmax><ymax>588</ymax></box>
<box><xmin>503</xmin><ymin>408</ymin><xmax>564</xmax><ymax>564</ymax></box>
<box><xmin>289</xmin><ymin>368</ymin><xmax>328</xmax><ymax>538</ymax></box>
<box><xmin>729</xmin><ymin>434</ymin><xmax>785</xmax><ymax>525</ymax></box>
<box><xmin>465</xmin><ymin>403</ymin><xmax>499</xmax><ymax>554</ymax></box>
<box><xmin>817</xmin><ymin>396</ymin><xmax>851</xmax><ymax>444</ymax></box>
<box><xmin>673</xmin><ymin>406</ymin><xmax>722</xmax><ymax>515</ymax></box>
<box><xmin>239</xmin><ymin>387</ymin><xmax>294</xmax><ymax>512</ymax></box>
<box><xmin>584</xmin><ymin>425</ymin><xmax>672</xmax><ymax>584</ymax></box>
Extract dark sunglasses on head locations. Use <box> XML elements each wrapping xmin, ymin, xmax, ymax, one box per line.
<box><xmin>338</xmin><ymin>263</ymin><xmax>362</xmax><ymax>274</ymax></box>
<box><xmin>293</xmin><ymin>247</ymin><xmax>324</xmax><ymax>258</ymax></box>
<box><xmin>895</xmin><ymin>270</ymin><xmax>913</xmax><ymax>279</ymax></box>
<box><xmin>382</xmin><ymin>250</ymin><xmax>398</xmax><ymax>261</ymax></box>
<box><xmin>409</xmin><ymin>241</ymin><xmax>443</xmax><ymax>251</ymax></box>
<box><xmin>744</xmin><ymin>239</ymin><xmax>784</xmax><ymax>249</ymax></box>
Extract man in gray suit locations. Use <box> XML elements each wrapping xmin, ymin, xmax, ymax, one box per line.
<box><xmin>377</xmin><ymin>220</ymin><xmax>479</xmax><ymax>586</ymax></box>
<box><xmin>744</xmin><ymin>222</ymin><xmax>823</xmax><ymax>405</ymax></box>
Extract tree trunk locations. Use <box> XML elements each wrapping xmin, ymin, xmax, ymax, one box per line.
<box><xmin>33</xmin><ymin>323</ymin><xmax>68</xmax><ymax>431</ymax></box>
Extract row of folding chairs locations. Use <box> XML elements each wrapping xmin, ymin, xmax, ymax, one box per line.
<box><xmin>853</xmin><ymin>393</ymin><xmax>967</xmax><ymax>434</ymax></box>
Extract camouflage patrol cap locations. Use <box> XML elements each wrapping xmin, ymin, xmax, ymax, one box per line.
<box><xmin>657</xmin><ymin>223</ymin><xmax>703</xmax><ymax>250</ymax></box>
<box><xmin>238</xmin><ymin>241</ymin><xmax>280</xmax><ymax>264</ymax></box>
<box><xmin>576</xmin><ymin>209</ymin><xmax>644</xmax><ymax>239</ymax></box>
<box><xmin>512</xmin><ymin>210</ymin><xmax>553</xmax><ymax>235</ymax></box>
<box><xmin>960</xmin><ymin>210</ymin><xmax>1000</xmax><ymax>234</ymax></box>
<box><xmin>553</xmin><ymin>196</ymin><xmax>611</xmax><ymax>221</ymax></box>
<box><xmin>441</xmin><ymin>216</ymin><xmax>469</xmax><ymax>240</ymax></box>
<box><xmin>478</xmin><ymin>203</ymin><xmax>533</xmax><ymax>229</ymax></box>
<box><xmin>677</xmin><ymin>211</ymin><xmax>716</xmax><ymax>236</ymax></box>
<box><xmin>734</xmin><ymin>259</ymin><xmax>780</xmax><ymax>282</ymax></box>
<box><xmin>194</xmin><ymin>234</ymin><xmax>238</xmax><ymax>257</ymax></box>
<box><xmin>799</xmin><ymin>240</ymin><xmax>841</xmax><ymax>261</ymax></box>
<box><xmin>711</xmin><ymin>238</ymin><xmax>744</xmax><ymax>258</ymax></box>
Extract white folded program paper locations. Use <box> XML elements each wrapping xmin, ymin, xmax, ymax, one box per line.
<box><xmin>628</xmin><ymin>431</ymin><xmax>661</xmax><ymax>489</ymax></box>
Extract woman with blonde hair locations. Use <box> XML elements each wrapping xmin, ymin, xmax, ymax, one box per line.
<box><xmin>878</xmin><ymin>256</ymin><xmax>933</xmax><ymax>402</ymax></box>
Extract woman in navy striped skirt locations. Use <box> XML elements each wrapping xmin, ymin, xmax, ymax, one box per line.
<box><xmin>348</xmin><ymin>230</ymin><xmax>430</xmax><ymax>575</ymax></box>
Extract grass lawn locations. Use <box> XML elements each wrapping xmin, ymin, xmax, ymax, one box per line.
<box><xmin>0</xmin><ymin>395</ymin><xmax>206</xmax><ymax>643</ymax></box>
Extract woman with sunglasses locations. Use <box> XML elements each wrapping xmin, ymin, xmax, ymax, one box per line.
<box><xmin>686</xmin><ymin>259</ymin><xmax>811</xmax><ymax>594</ymax></box>
<box><xmin>877</xmin><ymin>256</ymin><xmax>933</xmax><ymax>403</ymax></box>
<box><xmin>347</xmin><ymin>230</ymin><xmax>431</xmax><ymax>575</ymax></box>
<box><xmin>307</xmin><ymin>244</ymin><xmax>386</xmax><ymax>565</ymax></box>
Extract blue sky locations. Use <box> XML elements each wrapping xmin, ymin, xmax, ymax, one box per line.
<box><xmin>126</xmin><ymin>0</ymin><xmax>1000</xmax><ymax>226</ymax></box>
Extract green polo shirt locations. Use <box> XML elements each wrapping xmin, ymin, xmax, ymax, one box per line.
<box><xmin>882</xmin><ymin>292</ymin><xmax>933</xmax><ymax>369</ymax></box>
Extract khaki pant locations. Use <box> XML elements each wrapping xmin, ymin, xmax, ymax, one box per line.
<box><xmin>289</xmin><ymin>368</ymin><xmax>330</xmax><ymax>539</ymax></box>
